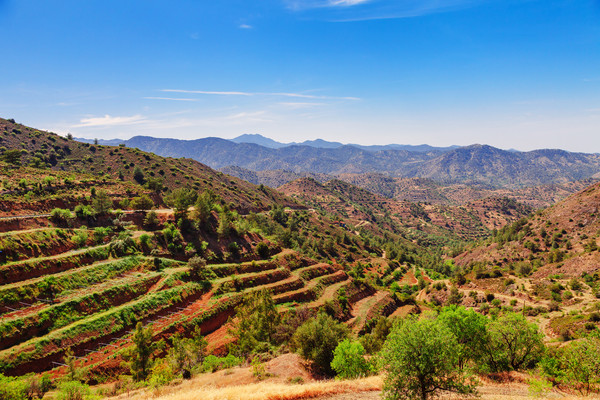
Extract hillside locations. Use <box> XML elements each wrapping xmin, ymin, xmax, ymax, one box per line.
<box><xmin>221</xmin><ymin>167</ymin><xmax>594</xmax><ymax>211</ymax></box>
<box><xmin>96</xmin><ymin>135</ymin><xmax>600</xmax><ymax>188</ymax></box>
<box><xmin>279</xmin><ymin>177</ymin><xmax>532</xmax><ymax>243</ymax></box>
<box><xmin>0</xmin><ymin>163</ymin><xmax>403</xmax><ymax>379</ymax></box>
<box><xmin>455</xmin><ymin>180</ymin><xmax>600</xmax><ymax>279</ymax></box>
<box><xmin>0</xmin><ymin>118</ymin><xmax>294</xmax><ymax>213</ymax></box>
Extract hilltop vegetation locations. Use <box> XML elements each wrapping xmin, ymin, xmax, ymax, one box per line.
<box><xmin>0</xmin><ymin>118</ymin><xmax>293</xmax><ymax>213</ymax></box>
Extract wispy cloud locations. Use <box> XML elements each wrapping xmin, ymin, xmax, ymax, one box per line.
<box><xmin>161</xmin><ymin>89</ymin><xmax>359</xmax><ymax>101</ymax></box>
<box><xmin>239</xmin><ymin>24</ymin><xmax>253</xmax><ymax>29</ymax></box>
<box><xmin>285</xmin><ymin>0</ymin><xmax>491</xmax><ymax>21</ymax></box>
<box><xmin>74</xmin><ymin>114</ymin><xmax>147</xmax><ymax>128</ymax></box>
<box><xmin>278</xmin><ymin>102</ymin><xmax>327</xmax><ymax>109</ymax></box>
<box><xmin>143</xmin><ymin>97</ymin><xmax>199</xmax><ymax>102</ymax></box>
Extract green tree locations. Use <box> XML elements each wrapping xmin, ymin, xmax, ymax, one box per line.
<box><xmin>167</xmin><ymin>327</ymin><xmax>208</xmax><ymax>379</ymax></box>
<box><xmin>92</xmin><ymin>189</ymin><xmax>112</xmax><ymax>215</ymax></box>
<box><xmin>1</xmin><ymin>149</ymin><xmax>22</xmax><ymax>165</ymax></box>
<box><xmin>291</xmin><ymin>312</ymin><xmax>349</xmax><ymax>376</ymax></box>
<box><xmin>145</xmin><ymin>177</ymin><xmax>163</xmax><ymax>193</ymax></box>
<box><xmin>379</xmin><ymin>316</ymin><xmax>476</xmax><ymax>400</ymax></box>
<box><xmin>130</xmin><ymin>195</ymin><xmax>154</xmax><ymax>211</ymax></box>
<box><xmin>188</xmin><ymin>256</ymin><xmax>213</xmax><ymax>282</ymax></box>
<box><xmin>131</xmin><ymin>322</ymin><xmax>156</xmax><ymax>381</ymax></box>
<box><xmin>193</xmin><ymin>191</ymin><xmax>217</xmax><ymax>227</ymax></box>
<box><xmin>133</xmin><ymin>166</ymin><xmax>145</xmax><ymax>184</ymax></box>
<box><xmin>483</xmin><ymin>312</ymin><xmax>545</xmax><ymax>372</ymax></box>
<box><xmin>144</xmin><ymin>210</ymin><xmax>160</xmax><ymax>230</ymax></box>
<box><xmin>166</xmin><ymin>188</ymin><xmax>197</xmax><ymax>216</ymax></box>
<box><xmin>360</xmin><ymin>316</ymin><xmax>393</xmax><ymax>354</ymax></box>
<box><xmin>559</xmin><ymin>335</ymin><xmax>600</xmax><ymax>395</ymax></box>
<box><xmin>331</xmin><ymin>339</ymin><xmax>371</xmax><ymax>379</ymax></box>
<box><xmin>438</xmin><ymin>305</ymin><xmax>488</xmax><ymax>369</ymax></box>
<box><xmin>232</xmin><ymin>289</ymin><xmax>280</xmax><ymax>356</ymax></box>
<box><xmin>256</xmin><ymin>242</ymin><xmax>270</xmax><ymax>259</ymax></box>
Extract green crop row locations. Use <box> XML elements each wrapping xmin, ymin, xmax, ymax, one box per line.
<box><xmin>0</xmin><ymin>255</ymin><xmax>145</xmax><ymax>307</ymax></box>
<box><xmin>209</xmin><ymin>259</ymin><xmax>275</xmax><ymax>278</ymax></box>
<box><xmin>0</xmin><ymin>245</ymin><xmax>110</xmax><ymax>286</ymax></box>
<box><xmin>0</xmin><ymin>228</ymin><xmax>81</xmax><ymax>263</ymax></box>
<box><xmin>0</xmin><ymin>272</ymin><xmax>162</xmax><ymax>349</ymax></box>
<box><xmin>0</xmin><ymin>282</ymin><xmax>203</xmax><ymax>373</ymax></box>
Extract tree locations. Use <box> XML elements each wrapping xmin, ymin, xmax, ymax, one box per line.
<box><xmin>145</xmin><ymin>177</ymin><xmax>164</xmax><ymax>193</ymax></box>
<box><xmin>438</xmin><ymin>305</ymin><xmax>488</xmax><ymax>369</ymax></box>
<box><xmin>331</xmin><ymin>339</ymin><xmax>371</xmax><ymax>379</ymax></box>
<box><xmin>559</xmin><ymin>335</ymin><xmax>600</xmax><ymax>395</ymax></box>
<box><xmin>63</xmin><ymin>347</ymin><xmax>82</xmax><ymax>382</ymax></box>
<box><xmin>133</xmin><ymin>166</ymin><xmax>145</xmax><ymax>184</ymax></box>
<box><xmin>291</xmin><ymin>312</ymin><xmax>349</xmax><ymax>376</ymax></box>
<box><xmin>167</xmin><ymin>327</ymin><xmax>207</xmax><ymax>379</ymax></box>
<box><xmin>1</xmin><ymin>149</ymin><xmax>22</xmax><ymax>165</ymax></box>
<box><xmin>144</xmin><ymin>210</ymin><xmax>160</xmax><ymax>230</ymax></box>
<box><xmin>131</xmin><ymin>322</ymin><xmax>156</xmax><ymax>381</ymax></box>
<box><xmin>130</xmin><ymin>195</ymin><xmax>154</xmax><ymax>211</ymax></box>
<box><xmin>92</xmin><ymin>189</ymin><xmax>112</xmax><ymax>215</ymax></box>
<box><xmin>231</xmin><ymin>289</ymin><xmax>280</xmax><ymax>356</ymax></box>
<box><xmin>109</xmin><ymin>231</ymin><xmax>138</xmax><ymax>256</ymax></box>
<box><xmin>256</xmin><ymin>242</ymin><xmax>270</xmax><ymax>259</ymax></box>
<box><xmin>379</xmin><ymin>316</ymin><xmax>477</xmax><ymax>400</ymax></box>
<box><xmin>483</xmin><ymin>312</ymin><xmax>545</xmax><ymax>372</ymax></box>
<box><xmin>360</xmin><ymin>316</ymin><xmax>393</xmax><ymax>354</ymax></box>
<box><xmin>193</xmin><ymin>191</ymin><xmax>216</xmax><ymax>227</ymax></box>
<box><xmin>165</xmin><ymin>188</ymin><xmax>197</xmax><ymax>216</ymax></box>
<box><xmin>188</xmin><ymin>256</ymin><xmax>213</xmax><ymax>282</ymax></box>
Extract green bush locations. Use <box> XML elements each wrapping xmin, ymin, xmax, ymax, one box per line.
<box><xmin>200</xmin><ymin>354</ymin><xmax>242</xmax><ymax>373</ymax></box>
<box><xmin>55</xmin><ymin>381</ymin><xmax>93</xmax><ymax>400</ymax></box>
<box><xmin>51</xmin><ymin>208</ymin><xmax>74</xmax><ymax>224</ymax></box>
<box><xmin>331</xmin><ymin>339</ymin><xmax>371</xmax><ymax>379</ymax></box>
<box><xmin>0</xmin><ymin>373</ymin><xmax>27</xmax><ymax>400</ymax></box>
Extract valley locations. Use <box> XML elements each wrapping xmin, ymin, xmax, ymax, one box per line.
<box><xmin>0</xmin><ymin>119</ymin><xmax>599</xmax><ymax>400</ymax></box>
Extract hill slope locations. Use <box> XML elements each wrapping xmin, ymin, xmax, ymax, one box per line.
<box><xmin>0</xmin><ymin>118</ymin><xmax>294</xmax><ymax>213</ymax></box>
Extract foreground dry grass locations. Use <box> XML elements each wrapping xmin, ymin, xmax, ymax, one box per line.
<box><xmin>122</xmin><ymin>376</ymin><xmax>382</xmax><ymax>400</ymax></box>
<box><xmin>117</xmin><ymin>375</ymin><xmax>595</xmax><ymax>400</ymax></box>
<box><xmin>111</xmin><ymin>355</ymin><xmax>592</xmax><ymax>400</ymax></box>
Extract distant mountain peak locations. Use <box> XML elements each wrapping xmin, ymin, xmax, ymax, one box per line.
<box><xmin>231</xmin><ymin>134</ymin><xmax>287</xmax><ymax>148</ymax></box>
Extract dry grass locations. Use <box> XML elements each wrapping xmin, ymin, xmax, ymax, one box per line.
<box><xmin>122</xmin><ymin>376</ymin><xmax>382</xmax><ymax>400</ymax></box>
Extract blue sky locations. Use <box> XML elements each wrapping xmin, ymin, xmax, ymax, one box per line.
<box><xmin>1</xmin><ymin>0</ymin><xmax>599</xmax><ymax>151</ymax></box>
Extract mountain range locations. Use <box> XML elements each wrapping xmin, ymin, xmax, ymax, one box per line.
<box><xmin>79</xmin><ymin>134</ymin><xmax>600</xmax><ymax>189</ymax></box>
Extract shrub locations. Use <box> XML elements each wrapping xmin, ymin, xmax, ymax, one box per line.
<box><xmin>256</xmin><ymin>242</ymin><xmax>270</xmax><ymax>259</ymax></box>
<box><xmin>291</xmin><ymin>313</ymin><xmax>349</xmax><ymax>376</ymax></box>
<box><xmin>200</xmin><ymin>354</ymin><xmax>242</xmax><ymax>373</ymax></box>
<box><xmin>331</xmin><ymin>340</ymin><xmax>371</xmax><ymax>379</ymax></box>
<box><xmin>130</xmin><ymin>195</ymin><xmax>154</xmax><ymax>211</ymax></box>
<box><xmin>55</xmin><ymin>381</ymin><xmax>91</xmax><ymax>400</ymax></box>
<box><xmin>50</xmin><ymin>208</ymin><xmax>74</xmax><ymax>224</ymax></box>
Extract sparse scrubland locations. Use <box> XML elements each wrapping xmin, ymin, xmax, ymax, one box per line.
<box><xmin>0</xmin><ymin>118</ymin><xmax>600</xmax><ymax>400</ymax></box>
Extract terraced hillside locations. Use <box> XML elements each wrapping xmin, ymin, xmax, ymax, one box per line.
<box><xmin>0</xmin><ymin>213</ymin><xmax>402</xmax><ymax>381</ymax></box>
